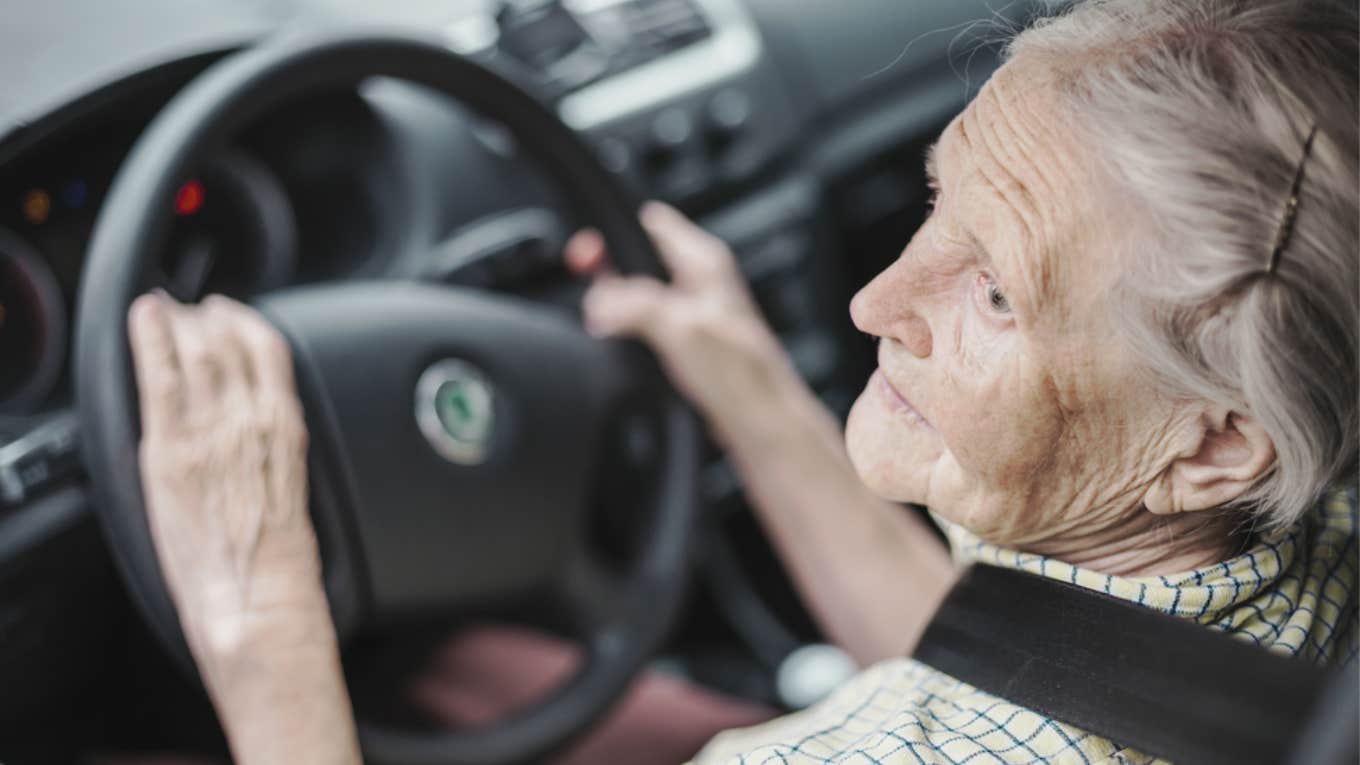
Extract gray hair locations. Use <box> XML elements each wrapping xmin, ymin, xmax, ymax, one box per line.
<box><xmin>1007</xmin><ymin>0</ymin><xmax>1358</xmax><ymax>529</ymax></box>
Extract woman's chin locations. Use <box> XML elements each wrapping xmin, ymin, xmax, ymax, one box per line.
<box><xmin>845</xmin><ymin>389</ymin><xmax>934</xmax><ymax>504</ymax></box>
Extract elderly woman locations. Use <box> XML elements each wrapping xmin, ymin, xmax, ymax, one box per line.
<box><xmin>124</xmin><ymin>0</ymin><xmax>1357</xmax><ymax>762</ymax></box>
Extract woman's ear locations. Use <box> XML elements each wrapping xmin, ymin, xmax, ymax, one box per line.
<box><xmin>1143</xmin><ymin>409</ymin><xmax>1276</xmax><ymax>515</ymax></box>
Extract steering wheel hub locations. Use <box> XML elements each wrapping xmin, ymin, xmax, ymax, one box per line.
<box><xmin>417</xmin><ymin>358</ymin><xmax>497</xmax><ymax>466</ymax></box>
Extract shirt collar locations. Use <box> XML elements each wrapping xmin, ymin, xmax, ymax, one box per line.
<box><xmin>933</xmin><ymin>494</ymin><xmax>1348</xmax><ymax>626</ymax></box>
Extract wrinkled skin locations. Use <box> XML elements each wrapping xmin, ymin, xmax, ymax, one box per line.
<box><xmin>583</xmin><ymin>65</ymin><xmax>1254</xmax><ymax>571</ymax></box>
<box><xmin>570</xmin><ymin>206</ymin><xmax>958</xmax><ymax>663</ymax></box>
<box><xmin>844</xmin><ymin>61</ymin><xmax>1244</xmax><ymax>565</ymax></box>
<box><xmin>128</xmin><ymin>293</ymin><xmax>360</xmax><ymax>765</ymax></box>
<box><xmin>129</xmin><ymin>294</ymin><xmax>322</xmax><ymax>654</ymax></box>
<box><xmin>571</xmin><ymin>202</ymin><xmax>797</xmax><ymax>448</ymax></box>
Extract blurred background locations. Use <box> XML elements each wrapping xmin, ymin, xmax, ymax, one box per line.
<box><xmin>0</xmin><ymin>0</ymin><xmax>1043</xmax><ymax>760</ymax></box>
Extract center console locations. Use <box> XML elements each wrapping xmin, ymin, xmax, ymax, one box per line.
<box><xmin>448</xmin><ymin>0</ymin><xmax>793</xmax><ymax>200</ymax></box>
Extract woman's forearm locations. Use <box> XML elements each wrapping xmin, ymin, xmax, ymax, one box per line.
<box><xmin>191</xmin><ymin>601</ymin><xmax>362</xmax><ymax>765</ymax></box>
<box><xmin>717</xmin><ymin>371</ymin><xmax>957</xmax><ymax>666</ymax></box>
<box><xmin>565</xmin><ymin>207</ymin><xmax>954</xmax><ymax>661</ymax></box>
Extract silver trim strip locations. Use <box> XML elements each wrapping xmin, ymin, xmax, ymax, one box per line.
<box><xmin>557</xmin><ymin>0</ymin><xmax>763</xmax><ymax>130</ymax></box>
<box><xmin>0</xmin><ymin>410</ymin><xmax>79</xmax><ymax>505</ymax></box>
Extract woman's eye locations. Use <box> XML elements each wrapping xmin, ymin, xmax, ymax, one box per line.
<box><xmin>981</xmin><ymin>275</ymin><xmax>1011</xmax><ymax>314</ymax></box>
<box><xmin>987</xmin><ymin>284</ymin><xmax>1009</xmax><ymax>312</ymax></box>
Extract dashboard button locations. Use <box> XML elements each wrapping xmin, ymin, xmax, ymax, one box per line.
<box><xmin>652</xmin><ymin>107</ymin><xmax>694</xmax><ymax>147</ymax></box>
<box><xmin>595</xmin><ymin>136</ymin><xmax>633</xmax><ymax>175</ymax></box>
<box><xmin>706</xmin><ymin>88</ymin><xmax>751</xmax><ymax>152</ymax></box>
<box><xmin>644</xmin><ymin>107</ymin><xmax>695</xmax><ymax>173</ymax></box>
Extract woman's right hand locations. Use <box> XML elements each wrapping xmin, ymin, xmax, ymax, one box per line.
<box><xmin>573</xmin><ymin>204</ymin><xmax>955</xmax><ymax>666</ymax></box>
<box><xmin>567</xmin><ymin>202</ymin><xmax>802</xmax><ymax>447</ymax></box>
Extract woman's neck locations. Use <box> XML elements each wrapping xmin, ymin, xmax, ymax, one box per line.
<box><xmin>1022</xmin><ymin>507</ymin><xmax>1245</xmax><ymax>578</ymax></box>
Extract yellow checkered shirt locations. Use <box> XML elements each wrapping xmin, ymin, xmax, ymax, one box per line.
<box><xmin>693</xmin><ymin>490</ymin><xmax>1358</xmax><ymax>765</ymax></box>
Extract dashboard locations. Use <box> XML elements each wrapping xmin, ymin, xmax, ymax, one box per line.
<box><xmin>0</xmin><ymin>0</ymin><xmax>1029</xmax><ymax>756</ymax></box>
<box><xmin>0</xmin><ymin>89</ymin><xmax>395</xmax><ymax>417</ymax></box>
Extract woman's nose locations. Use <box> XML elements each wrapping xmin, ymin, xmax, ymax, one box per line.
<box><xmin>850</xmin><ymin>258</ymin><xmax>933</xmax><ymax>359</ymax></box>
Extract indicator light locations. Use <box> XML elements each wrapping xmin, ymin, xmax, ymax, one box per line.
<box><xmin>175</xmin><ymin>180</ymin><xmax>205</xmax><ymax>216</ymax></box>
<box><xmin>21</xmin><ymin>189</ymin><xmax>51</xmax><ymax>225</ymax></box>
<box><xmin>61</xmin><ymin>180</ymin><xmax>87</xmax><ymax>210</ymax></box>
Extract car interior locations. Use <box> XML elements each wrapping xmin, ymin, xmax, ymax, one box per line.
<box><xmin>1</xmin><ymin>1</ymin><xmax>1353</xmax><ymax>764</ymax></box>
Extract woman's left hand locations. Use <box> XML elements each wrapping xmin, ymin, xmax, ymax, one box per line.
<box><xmin>127</xmin><ymin>292</ymin><xmax>327</xmax><ymax>663</ymax></box>
<box><xmin>128</xmin><ymin>293</ymin><xmax>360</xmax><ymax>765</ymax></box>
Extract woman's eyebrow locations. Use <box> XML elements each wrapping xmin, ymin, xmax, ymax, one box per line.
<box><xmin>934</xmin><ymin>133</ymin><xmax>1036</xmax><ymax>315</ymax></box>
<box><xmin>927</xmin><ymin>133</ymin><xmax>1034</xmax><ymax>314</ymax></box>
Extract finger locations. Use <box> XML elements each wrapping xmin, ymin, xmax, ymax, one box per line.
<box><xmin>127</xmin><ymin>293</ymin><xmax>186</xmax><ymax>436</ymax></box>
<box><xmin>210</xmin><ymin>295</ymin><xmax>297</xmax><ymax>399</ymax></box>
<box><xmin>165</xmin><ymin>300</ymin><xmax>222</xmax><ymax>408</ymax></box>
<box><xmin>200</xmin><ymin>296</ymin><xmax>308</xmax><ymax>527</ymax></box>
<box><xmin>639</xmin><ymin>201</ymin><xmax>735</xmax><ymax>284</ymax></box>
<box><xmin>564</xmin><ymin>228</ymin><xmax>612</xmax><ymax>278</ymax></box>
<box><xmin>582</xmin><ymin>275</ymin><xmax>671</xmax><ymax>340</ymax></box>
<box><xmin>200</xmin><ymin>296</ymin><xmax>257</xmax><ymax>398</ymax></box>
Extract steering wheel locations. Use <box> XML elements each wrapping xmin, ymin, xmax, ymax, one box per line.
<box><xmin>74</xmin><ymin>30</ymin><xmax>699</xmax><ymax>765</ymax></box>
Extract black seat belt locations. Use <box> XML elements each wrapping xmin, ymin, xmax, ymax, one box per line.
<box><xmin>912</xmin><ymin>564</ymin><xmax>1346</xmax><ymax>765</ymax></box>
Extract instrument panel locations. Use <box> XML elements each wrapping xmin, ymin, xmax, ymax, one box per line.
<box><xmin>0</xmin><ymin>138</ymin><xmax>292</xmax><ymax>414</ymax></box>
<box><xmin>0</xmin><ymin>229</ymin><xmax>64</xmax><ymax>413</ymax></box>
<box><xmin>0</xmin><ymin>89</ymin><xmax>390</xmax><ymax>417</ymax></box>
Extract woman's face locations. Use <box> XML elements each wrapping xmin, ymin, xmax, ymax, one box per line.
<box><xmin>845</xmin><ymin>60</ymin><xmax>1181</xmax><ymax>547</ymax></box>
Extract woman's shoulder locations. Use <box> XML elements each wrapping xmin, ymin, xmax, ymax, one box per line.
<box><xmin>1186</xmin><ymin>485</ymin><xmax>1357</xmax><ymax>664</ymax></box>
<box><xmin>691</xmin><ymin>657</ymin><xmax>1137</xmax><ymax>764</ymax></box>
<box><xmin>1272</xmin><ymin>485</ymin><xmax>1358</xmax><ymax>664</ymax></box>
<box><xmin>1308</xmin><ymin>485</ymin><xmax>1358</xmax><ymax>545</ymax></box>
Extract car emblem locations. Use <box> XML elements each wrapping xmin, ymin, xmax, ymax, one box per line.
<box><xmin>415</xmin><ymin>359</ymin><xmax>496</xmax><ymax>465</ymax></box>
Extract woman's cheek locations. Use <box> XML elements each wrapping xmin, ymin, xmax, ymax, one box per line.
<box><xmin>956</xmin><ymin>296</ymin><xmax>1013</xmax><ymax>369</ymax></box>
<box><xmin>931</xmin><ymin>395</ymin><xmax>1009</xmax><ymax>480</ymax></box>
<box><xmin>934</xmin><ymin>349</ymin><xmax>1057</xmax><ymax>490</ymax></box>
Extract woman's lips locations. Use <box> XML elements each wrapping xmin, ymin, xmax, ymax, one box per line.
<box><xmin>873</xmin><ymin>369</ymin><xmax>931</xmax><ymax>427</ymax></box>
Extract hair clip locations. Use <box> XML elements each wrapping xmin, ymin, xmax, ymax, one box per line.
<box><xmin>1267</xmin><ymin>123</ymin><xmax>1320</xmax><ymax>274</ymax></box>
